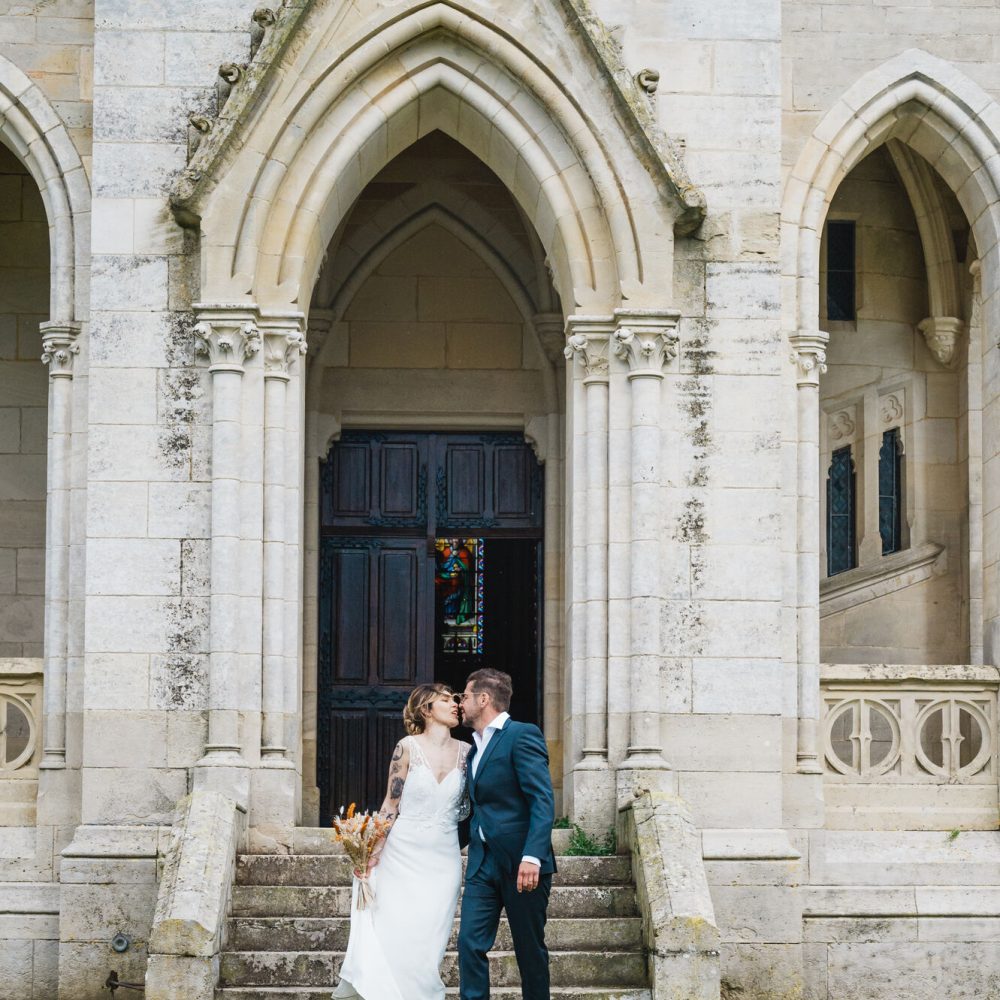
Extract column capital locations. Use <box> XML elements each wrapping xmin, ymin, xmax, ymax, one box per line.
<box><xmin>564</xmin><ymin>316</ymin><xmax>613</xmax><ymax>381</ymax></box>
<box><xmin>917</xmin><ymin>315</ymin><xmax>964</xmax><ymax>369</ymax></box>
<box><xmin>789</xmin><ymin>329</ymin><xmax>829</xmax><ymax>388</ymax></box>
<box><xmin>611</xmin><ymin>309</ymin><xmax>680</xmax><ymax>376</ymax></box>
<box><xmin>260</xmin><ymin>311</ymin><xmax>308</xmax><ymax>379</ymax></box>
<box><xmin>40</xmin><ymin>321</ymin><xmax>81</xmax><ymax>378</ymax></box>
<box><xmin>193</xmin><ymin>304</ymin><xmax>261</xmax><ymax>373</ymax></box>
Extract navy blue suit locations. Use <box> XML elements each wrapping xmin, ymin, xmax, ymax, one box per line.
<box><xmin>458</xmin><ymin>719</ymin><xmax>555</xmax><ymax>1000</ymax></box>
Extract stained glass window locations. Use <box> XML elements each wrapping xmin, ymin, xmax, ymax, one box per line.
<box><xmin>435</xmin><ymin>537</ymin><xmax>485</xmax><ymax>655</ymax></box>
<box><xmin>826</xmin><ymin>220</ymin><xmax>856</xmax><ymax>321</ymax></box>
<box><xmin>879</xmin><ymin>427</ymin><xmax>903</xmax><ymax>555</ymax></box>
<box><xmin>827</xmin><ymin>445</ymin><xmax>856</xmax><ymax>576</ymax></box>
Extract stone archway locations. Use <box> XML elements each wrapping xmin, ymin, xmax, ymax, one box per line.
<box><xmin>172</xmin><ymin>0</ymin><xmax>704</xmax><ymax>829</ymax></box>
<box><xmin>782</xmin><ymin>48</ymin><xmax>1000</xmax><ymax>781</ymax></box>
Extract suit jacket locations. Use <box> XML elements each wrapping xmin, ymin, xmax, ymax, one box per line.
<box><xmin>466</xmin><ymin>718</ymin><xmax>556</xmax><ymax>878</ymax></box>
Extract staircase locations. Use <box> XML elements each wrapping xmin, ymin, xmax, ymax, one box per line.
<box><xmin>216</xmin><ymin>829</ymin><xmax>650</xmax><ymax>999</ymax></box>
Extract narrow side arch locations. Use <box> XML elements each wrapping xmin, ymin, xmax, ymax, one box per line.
<box><xmin>0</xmin><ymin>55</ymin><xmax>89</xmax><ymax>323</ymax></box>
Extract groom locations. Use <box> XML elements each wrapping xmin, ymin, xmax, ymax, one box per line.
<box><xmin>458</xmin><ymin>668</ymin><xmax>555</xmax><ymax>1000</ymax></box>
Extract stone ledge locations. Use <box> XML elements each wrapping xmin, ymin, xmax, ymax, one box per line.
<box><xmin>819</xmin><ymin>541</ymin><xmax>944</xmax><ymax>618</ymax></box>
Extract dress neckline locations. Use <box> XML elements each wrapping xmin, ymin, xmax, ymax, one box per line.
<box><xmin>408</xmin><ymin>736</ymin><xmax>466</xmax><ymax>786</ymax></box>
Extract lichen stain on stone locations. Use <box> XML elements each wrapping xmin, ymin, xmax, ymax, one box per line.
<box><xmin>165</xmin><ymin>598</ymin><xmax>207</xmax><ymax>655</ymax></box>
<box><xmin>165</xmin><ymin>312</ymin><xmax>196</xmax><ymax>369</ymax></box>
<box><xmin>153</xmin><ymin>654</ymin><xmax>207</xmax><ymax>710</ymax></box>
<box><xmin>162</xmin><ymin>368</ymin><xmax>202</xmax><ymax>425</ymax></box>
<box><xmin>160</xmin><ymin>426</ymin><xmax>192</xmax><ymax>472</ymax></box>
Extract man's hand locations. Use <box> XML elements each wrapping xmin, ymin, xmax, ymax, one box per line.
<box><xmin>516</xmin><ymin>859</ymin><xmax>540</xmax><ymax>893</ymax></box>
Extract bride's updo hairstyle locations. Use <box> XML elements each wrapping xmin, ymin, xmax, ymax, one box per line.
<box><xmin>403</xmin><ymin>683</ymin><xmax>453</xmax><ymax>735</ymax></box>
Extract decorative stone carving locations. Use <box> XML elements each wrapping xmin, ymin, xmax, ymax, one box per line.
<box><xmin>821</xmin><ymin>664</ymin><xmax>998</xmax><ymax>785</ymax></box>
<box><xmin>40</xmin><ymin>322</ymin><xmax>80</xmax><ymax>378</ymax></box>
<box><xmin>881</xmin><ymin>392</ymin><xmax>904</xmax><ymax>425</ymax></box>
<box><xmin>217</xmin><ymin>63</ymin><xmax>245</xmax><ymax>110</ymax></box>
<box><xmin>917</xmin><ymin>316</ymin><xmax>964</xmax><ymax>369</ymax></box>
<box><xmin>635</xmin><ymin>68</ymin><xmax>660</xmax><ymax>98</ymax></box>
<box><xmin>612</xmin><ymin>325</ymin><xmax>678</xmax><ymax>373</ymax></box>
<box><xmin>251</xmin><ymin>8</ymin><xmax>278</xmax><ymax>59</ymax></box>
<box><xmin>532</xmin><ymin>312</ymin><xmax>566</xmax><ymax>364</ymax></box>
<box><xmin>194</xmin><ymin>319</ymin><xmax>260</xmax><ymax>372</ymax></box>
<box><xmin>187</xmin><ymin>114</ymin><xmax>213</xmax><ymax>160</ymax></box>
<box><xmin>789</xmin><ymin>331</ymin><xmax>829</xmax><ymax>388</ymax></box>
<box><xmin>564</xmin><ymin>332</ymin><xmax>609</xmax><ymax>379</ymax></box>
<box><xmin>263</xmin><ymin>331</ymin><xmax>306</xmax><ymax>378</ymax></box>
<box><xmin>829</xmin><ymin>408</ymin><xmax>855</xmax><ymax>442</ymax></box>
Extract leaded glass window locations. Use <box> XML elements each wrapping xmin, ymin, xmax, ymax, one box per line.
<box><xmin>879</xmin><ymin>427</ymin><xmax>903</xmax><ymax>555</ymax></box>
<box><xmin>826</xmin><ymin>220</ymin><xmax>856</xmax><ymax>321</ymax></box>
<box><xmin>435</xmin><ymin>537</ymin><xmax>485</xmax><ymax>655</ymax></box>
<box><xmin>827</xmin><ymin>445</ymin><xmax>856</xmax><ymax>576</ymax></box>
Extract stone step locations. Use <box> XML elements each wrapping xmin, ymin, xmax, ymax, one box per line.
<box><xmin>219</xmin><ymin>950</ymin><xmax>648</xmax><ymax>988</ymax></box>
<box><xmin>218</xmin><ymin>989</ymin><xmax>651</xmax><ymax>1000</ymax></box>
<box><xmin>228</xmin><ymin>915</ymin><xmax>644</xmax><ymax>952</ymax></box>
<box><xmin>231</xmin><ymin>884</ymin><xmax>637</xmax><ymax>919</ymax></box>
<box><xmin>246</xmin><ymin>827</ymin><xmax>577</xmax><ymax>856</ymax></box>
<box><xmin>236</xmin><ymin>853</ymin><xmax>631</xmax><ymax>887</ymax></box>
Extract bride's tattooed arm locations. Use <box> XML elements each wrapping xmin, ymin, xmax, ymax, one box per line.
<box><xmin>378</xmin><ymin>739</ymin><xmax>410</xmax><ymax>827</ymax></box>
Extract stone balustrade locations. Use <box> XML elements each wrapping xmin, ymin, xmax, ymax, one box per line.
<box><xmin>820</xmin><ymin>664</ymin><xmax>999</xmax><ymax>830</ymax></box>
<box><xmin>0</xmin><ymin>659</ymin><xmax>43</xmax><ymax>826</ymax></box>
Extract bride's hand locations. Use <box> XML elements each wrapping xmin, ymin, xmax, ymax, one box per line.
<box><xmin>366</xmin><ymin>850</ymin><xmax>382</xmax><ymax>874</ymax></box>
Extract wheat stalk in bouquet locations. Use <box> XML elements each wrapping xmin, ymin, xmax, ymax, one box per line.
<box><xmin>332</xmin><ymin>803</ymin><xmax>392</xmax><ymax>910</ymax></box>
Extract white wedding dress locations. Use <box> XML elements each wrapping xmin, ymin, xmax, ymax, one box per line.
<box><xmin>334</xmin><ymin>736</ymin><xmax>470</xmax><ymax>1000</ymax></box>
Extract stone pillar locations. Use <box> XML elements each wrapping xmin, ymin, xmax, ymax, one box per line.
<box><xmin>564</xmin><ymin>319</ymin><xmax>614</xmax><ymax>829</ymax></box>
<box><xmin>790</xmin><ymin>330</ymin><xmax>827</xmax><ymax>778</ymax></box>
<box><xmin>38</xmin><ymin>322</ymin><xmax>79</xmax><ymax>772</ymax></box>
<box><xmin>253</xmin><ymin>314</ymin><xmax>305</xmax><ymax>828</ymax></box>
<box><xmin>192</xmin><ymin>306</ymin><xmax>260</xmax><ymax>808</ymax></box>
<box><xmin>612</xmin><ymin>310</ymin><xmax>679</xmax><ymax>800</ymax></box>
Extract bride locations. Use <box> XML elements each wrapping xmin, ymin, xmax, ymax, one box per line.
<box><xmin>333</xmin><ymin>683</ymin><xmax>470</xmax><ymax>1000</ymax></box>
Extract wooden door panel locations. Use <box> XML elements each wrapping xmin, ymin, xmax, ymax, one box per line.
<box><xmin>494</xmin><ymin>444</ymin><xmax>531</xmax><ymax>517</ymax></box>
<box><xmin>376</xmin><ymin>544</ymin><xmax>423</xmax><ymax>684</ymax></box>
<box><xmin>445</xmin><ymin>444</ymin><xmax>486</xmax><ymax>517</ymax></box>
<box><xmin>330</xmin><ymin>441</ymin><xmax>370</xmax><ymax>518</ymax></box>
<box><xmin>319</xmin><ymin>543</ymin><xmax>371</xmax><ymax>683</ymax></box>
<box><xmin>380</xmin><ymin>442</ymin><xmax>420</xmax><ymax>518</ymax></box>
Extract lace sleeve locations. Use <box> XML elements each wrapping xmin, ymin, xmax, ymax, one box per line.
<box><xmin>457</xmin><ymin>742</ymin><xmax>471</xmax><ymax>822</ymax></box>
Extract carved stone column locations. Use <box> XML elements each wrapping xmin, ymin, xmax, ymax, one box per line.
<box><xmin>612</xmin><ymin>310</ymin><xmax>678</xmax><ymax>796</ymax></box>
<box><xmin>38</xmin><ymin>322</ymin><xmax>79</xmax><ymax>771</ymax></box>
<box><xmin>790</xmin><ymin>330</ymin><xmax>827</xmax><ymax>778</ymax></box>
<box><xmin>193</xmin><ymin>306</ymin><xmax>260</xmax><ymax>806</ymax></box>
<box><xmin>564</xmin><ymin>318</ymin><xmax>614</xmax><ymax>828</ymax></box>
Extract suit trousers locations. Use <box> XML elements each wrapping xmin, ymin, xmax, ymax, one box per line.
<box><xmin>458</xmin><ymin>842</ymin><xmax>551</xmax><ymax>1000</ymax></box>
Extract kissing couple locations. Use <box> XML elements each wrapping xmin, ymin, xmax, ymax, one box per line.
<box><xmin>332</xmin><ymin>667</ymin><xmax>556</xmax><ymax>1000</ymax></box>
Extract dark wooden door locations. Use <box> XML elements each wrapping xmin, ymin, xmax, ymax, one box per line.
<box><xmin>318</xmin><ymin>431</ymin><xmax>543</xmax><ymax>823</ymax></box>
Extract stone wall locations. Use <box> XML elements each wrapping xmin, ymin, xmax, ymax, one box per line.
<box><xmin>0</xmin><ymin>145</ymin><xmax>48</xmax><ymax>659</ymax></box>
<box><xmin>0</xmin><ymin>0</ymin><xmax>93</xmax><ymax>166</ymax></box>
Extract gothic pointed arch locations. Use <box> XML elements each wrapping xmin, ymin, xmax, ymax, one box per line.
<box><xmin>783</xmin><ymin>48</ymin><xmax>1000</xmax><ymax>335</ymax></box>
<box><xmin>171</xmin><ymin>0</ymin><xmax>704</xmax><ymax>313</ymax></box>
<box><xmin>0</xmin><ymin>54</ymin><xmax>89</xmax><ymax>324</ymax></box>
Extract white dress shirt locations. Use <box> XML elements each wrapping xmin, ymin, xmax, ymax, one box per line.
<box><xmin>471</xmin><ymin>712</ymin><xmax>540</xmax><ymax>867</ymax></box>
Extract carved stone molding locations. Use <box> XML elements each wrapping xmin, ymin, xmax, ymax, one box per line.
<box><xmin>610</xmin><ymin>309</ymin><xmax>680</xmax><ymax>376</ymax></box>
<box><xmin>193</xmin><ymin>307</ymin><xmax>261</xmax><ymax>373</ymax></box>
<box><xmin>789</xmin><ymin>330</ymin><xmax>829</xmax><ymax>388</ymax></box>
<box><xmin>251</xmin><ymin>7</ymin><xmax>278</xmax><ymax>59</ymax></box>
<box><xmin>917</xmin><ymin>316</ymin><xmax>964</xmax><ymax>369</ymax></box>
<box><xmin>564</xmin><ymin>316</ymin><xmax>612</xmax><ymax>380</ymax></box>
<box><xmin>881</xmin><ymin>392</ymin><xmax>904</xmax><ymax>425</ymax></box>
<box><xmin>187</xmin><ymin>114</ymin><xmax>212</xmax><ymax>160</ymax></box>
<box><xmin>40</xmin><ymin>321</ymin><xmax>81</xmax><ymax>378</ymax></box>
<box><xmin>217</xmin><ymin>62</ymin><xmax>245</xmax><ymax>110</ymax></box>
